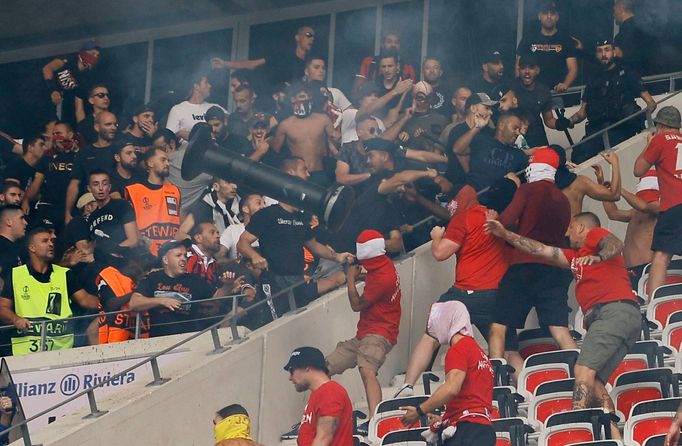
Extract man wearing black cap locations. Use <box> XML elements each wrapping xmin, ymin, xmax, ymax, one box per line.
<box><xmin>512</xmin><ymin>54</ymin><xmax>571</xmax><ymax>147</ymax></box>
<box><xmin>205</xmin><ymin>105</ymin><xmax>249</xmax><ymax>154</ymax></box>
<box><xmin>283</xmin><ymin>346</ymin><xmax>353</xmax><ymax>446</ymax></box>
<box><xmin>516</xmin><ymin>0</ymin><xmax>578</xmax><ymax>92</ymax></box>
<box><xmin>469</xmin><ymin>49</ymin><xmax>505</xmax><ymax>99</ymax></box>
<box><xmin>129</xmin><ymin>239</ymin><xmax>232</xmax><ymax>337</ymax></box>
<box><xmin>64</xmin><ymin>110</ymin><xmax>118</xmax><ymax>225</ymax></box>
<box><xmin>119</xmin><ymin>104</ymin><xmax>157</xmax><ymax>153</ymax></box>
<box><xmin>568</xmin><ymin>39</ymin><xmax>655</xmax><ymax>164</ymax></box>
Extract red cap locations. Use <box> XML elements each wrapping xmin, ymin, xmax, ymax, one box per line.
<box><xmin>529</xmin><ymin>147</ymin><xmax>560</xmax><ymax>169</ymax></box>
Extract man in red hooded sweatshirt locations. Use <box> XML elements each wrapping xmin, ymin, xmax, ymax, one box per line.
<box><xmin>326</xmin><ymin>229</ymin><xmax>401</xmax><ymax>434</ymax></box>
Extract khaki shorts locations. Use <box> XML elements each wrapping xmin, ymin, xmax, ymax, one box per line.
<box><xmin>326</xmin><ymin>335</ymin><xmax>393</xmax><ymax>375</ymax></box>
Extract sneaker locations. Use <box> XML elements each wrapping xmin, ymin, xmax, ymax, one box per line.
<box><xmin>281</xmin><ymin>422</ymin><xmax>300</xmax><ymax>440</ymax></box>
<box><xmin>393</xmin><ymin>383</ymin><xmax>414</xmax><ymax>398</ymax></box>
<box><xmin>356</xmin><ymin>420</ymin><xmax>369</xmax><ymax>436</ymax></box>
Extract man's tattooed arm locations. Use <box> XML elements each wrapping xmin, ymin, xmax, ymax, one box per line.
<box><xmin>596</xmin><ymin>233</ymin><xmax>624</xmax><ymax>262</ymax></box>
<box><xmin>497</xmin><ymin>228</ymin><xmax>569</xmax><ymax>268</ymax></box>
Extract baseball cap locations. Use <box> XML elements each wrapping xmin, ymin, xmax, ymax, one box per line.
<box><xmin>157</xmin><ymin>238</ymin><xmax>192</xmax><ymax>259</ymax></box>
<box><xmin>478</xmin><ymin>177</ymin><xmax>518</xmax><ymax>213</ymax></box>
<box><xmin>283</xmin><ymin>347</ymin><xmax>329</xmax><ymax>374</ymax></box>
<box><xmin>465</xmin><ymin>92</ymin><xmax>498</xmax><ymax>110</ymax></box>
<box><xmin>518</xmin><ymin>53</ymin><xmax>540</xmax><ymax>67</ymax></box>
<box><xmin>76</xmin><ymin>192</ymin><xmax>96</xmax><ymax>209</ymax></box>
<box><xmin>595</xmin><ymin>38</ymin><xmax>614</xmax><ymax>47</ymax></box>
<box><xmin>529</xmin><ymin>146</ymin><xmax>560</xmax><ymax>169</ymax></box>
<box><xmin>81</xmin><ymin>39</ymin><xmax>100</xmax><ymax>51</ymax></box>
<box><xmin>247</xmin><ymin>113</ymin><xmax>271</xmax><ymax>129</ymax></box>
<box><xmin>363</xmin><ymin>137</ymin><xmax>398</xmax><ymax>155</ymax></box>
<box><xmin>205</xmin><ymin>106</ymin><xmax>226</xmax><ymax>122</ymax></box>
<box><xmin>538</xmin><ymin>0</ymin><xmax>558</xmax><ymax>12</ymax></box>
<box><xmin>481</xmin><ymin>49</ymin><xmax>503</xmax><ymax>64</ymax></box>
<box><xmin>491</xmin><ymin>83</ymin><xmax>513</xmax><ymax>101</ymax></box>
<box><xmin>132</xmin><ymin>103</ymin><xmax>155</xmax><ymax>117</ymax></box>
<box><xmin>653</xmin><ymin>106</ymin><xmax>682</xmax><ymax>129</ymax></box>
<box><xmin>413</xmin><ymin>81</ymin><xmax>433</xmax><ymax>97</ymax></box>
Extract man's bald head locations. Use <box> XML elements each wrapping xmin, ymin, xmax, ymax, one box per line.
<box><xmin>573</xmin><ymin>211</ymin><xmax>601</xmax><ymax>230</ymax></box>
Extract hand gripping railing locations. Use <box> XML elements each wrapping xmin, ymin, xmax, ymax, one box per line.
<box><xmin>0</xmin><ymin>261</ymin><xmax>350</xmax><ymax>445</ymax></box>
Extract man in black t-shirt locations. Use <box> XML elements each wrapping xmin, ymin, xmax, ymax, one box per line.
<box><xmin>5</xmin><ymin>134</ymin><xmax>47</xmax><ymax>189</ymax></box>
<box><xmin>130</xmin><ymin>239</ymin><xmax>231</xmax><ymax>337</ymax></box>
<box><xmin>0</xmin><ymin>183</ymin><xmax>23</xmax><ymax>207</ymax></box>
<box><xmin>64</xmin><ymin>192</ymin><xmax>97</xmax><ymax>252</ymax></box>
<box><xmin>118</xmin><ymin>104</ymin><xmax>156</xmax><ymax>154</ymax></box>
<box><xmin>110</xmin><ymin>140</ymin><xmax>141</xmax><ymax>198</ymax></box>
<box><xmin>237</xmin><ymin>157</ymin><xmax>354</xmax><ymax>311</ymax></box>
<box><xmin>86</xmin><ymin>170</ymin><xmax>138</xmax><ymax>264</ymax></box>
<box><xmin>512</xmin><ymin>54</ymin><xmax>570</xmax><ymax>147</ymax></box>
<box><xmin>65</xmin><ymin>111</ymin><xmax>118</xmax><ymax>225</ymax></box>
<box><xmin>613</xmin><ymin>0</ymin><xmax>648</xmax><ymax>73</ymax></box>
<box><xmin>568</xmin><ymin>40</ymin><xmax>656</xmax><ymax>163</ymax></box>
<box><xmin>0</xmin><ymin>206</ymin><xmax>27</xmax><ymax>279</ymax></box>
<box><xmin>516</xmin><ymin>0</ymin><xmax>578</xmax><ymax>92</ymax></box>
<box><xmin>468</xmin><ymin>50</ymin><xmax>505</xmax><ymax>99</ymax></box>
<box><xmin>76</xmin><ymin>84</ymin><xmax>111</xmax><ymax>146</ymax></box>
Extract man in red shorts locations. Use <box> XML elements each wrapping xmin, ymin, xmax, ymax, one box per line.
<box><xmin>284</xmin><ymin>346</ymin><xmax>353</xmax><ymax>446</ymax></box>
<box><xmin>400</xmin><ymin>301</ymin><xmax>495</xmax><ymax>446</ymax></box>
<box><xmin>486</xmin><ymin>211</ymin><xmax>640</xmax><ymax>439</ymax></box>
<box><xmin>634</xmin><ymin>105</ymin><xmax>682</xmax><ymax>301</ymax></box>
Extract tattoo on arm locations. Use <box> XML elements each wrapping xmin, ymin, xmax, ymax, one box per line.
<box><xmin>572</xmin><ymin>381</ymin><xmax>592</xmax><ymax>410</ymax></box>
<box><xmin>597</xmin><ymin>233</ymin><xmax>624</xmax><ymax>261</ymax></box>
<box><xmin>551</xmin><ymin>247</ymin><xmax>560</xmax><ymax>260</ymax></box>
<box><xmin>507</xmin><ymin>232</ymin><xmax>548</xmax><ymax>255</ymax></box>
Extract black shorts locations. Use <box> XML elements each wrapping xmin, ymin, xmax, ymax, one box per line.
<box><xmin>652</xmin><ymin>204</ymin><xmax>682</xmax><ymax>255</ymax></box>
<box><xmin>443</xmin><ymin>422</ymin><xmax>495</xmax><ymax>446</ymax></box>
<box><xmin>494</xmin><ymin>263</ymin><xmax>573</xmax><ymax>329</ymax></box>
<box><xmin>627</xmin><ymin>264</ymin><xmax>647</xmax><ymax>293</ymax></box>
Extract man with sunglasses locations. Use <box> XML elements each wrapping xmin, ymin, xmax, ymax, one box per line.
<box><xmin>77</xmin><ymin>85</ymin><xmax>111</xmax><ymax>145</ymax></box>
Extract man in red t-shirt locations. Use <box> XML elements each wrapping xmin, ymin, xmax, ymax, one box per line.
<box><xmin>634</xmin><ymin>105</ymin><xmax>682</xmax><ymax>301</ymax></box>
<box><xmin>486</xmin><ymin>211</ymin><xmax>640</xmax><ymax>439</ymax></box>
<box><xmin>394</xmin><ymin>176</ymin><xmax>518</xmax><ymax>398</ymax></box>
<box><xmin>326</xmin><ymin>230</ymin><xmax>401</xmax><ymax>433</ymax></box>
<box><xmin>400</xmin><ymin>301</ymin><xmax>495</xmax><ymax>446</ymax></box>
<box><xmin>284</xmin><ymin>347</ymin><xmax>353</xmax><ymax>446</ymax></box>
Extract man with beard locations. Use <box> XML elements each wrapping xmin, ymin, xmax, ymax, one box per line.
<box><xmin>568</xmin><ymin>39</ymin><xmax>655</xmax><ymax>164</ymax></box>
<box><xmin>125</xmin><ymin>147</ymin><xmax>181</xmax><ymax>256</ymax></box>
<box><xmin>422</xmin><ymin>57</ymin><xmax>451</xmax><ymax>117</ymax></box>
<box><xmin>176</xmin><ymin>177</ymin><xmax>240</xmax><ymax>239</ymax></box>
<box><xmin>400</xmin><ymin>81</ymin><xmax>449</xmax><ymax>153</ymax></box>
<box><xmin>65</xmin><ymin>110</ymin><xmax>118</xmax><ymax>224</ymax></box>
<box><xmin>118</xmin><ymin>104</ymin><xmax>157</xmax><ymax>153</ymax></box>
<box><xmin>187</xmin><ymin>222</ymin><xmax>224</xmax><ymax>285</ymax></box>
<box><xmin>5</xmin><ymin>134</ymin><xmax>48</xmax><ymax>190</ymax></box>
<box><xmin>205</xmin><ymin>106</ymin><xmax>249</xmax><ymax>154</ymax></box>
<box><xmin>227</xmin><ymin>86</ymin><xmax>257</xmax><ymax>139</ymax></box>
<box><xmin>512</xmin><ymin>54</ymin><xmax>571</xmax><ymax>147</ymax></box>
<box><xmin>468</xmin><ymin>49</ymin><xmax>505</xmax><ymax>99</ymax></box>
<box><xmin>271</xmin><ymin>83</ymin><xmax>337</xmax><ymax>187</ymax></box>
<box><xmin>109</xmin><ymin>140</ymin><xmax>141</xmax><ymax>198</ymax></box>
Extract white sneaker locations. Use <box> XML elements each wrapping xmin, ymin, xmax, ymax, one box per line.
<box><xmin>393</xmin><ymin>384</ymin><xmax>414</xmax><ymax>398</ymax></box>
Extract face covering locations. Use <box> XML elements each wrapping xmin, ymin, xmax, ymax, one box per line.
<box><xmin>51</xmin><ymin>134</ymin><xmax>74</xmax><ymax>152</ymax></box>
<box><xmin>426</xmin><ymin>301</ymin><xmax>473</xmax><ymax>346</ymax></box>
<box><xmin>214</xmin><ymin>414</ymin><xmax>252</xmax><ymax>443</ymax></box>
<box><xmin>79</xmin><ymin>51</ymin><xmax>99</xmax><ymax>68</ymax></box>
<box><xmin>292</xmin><ymin>99</ymin><xmax>312</xmax><ymax>118</ymax></box>
<box><xmin>525</xmin><ymin>162</ymin><xmax>557</xmax><ymax>183</ymax></box>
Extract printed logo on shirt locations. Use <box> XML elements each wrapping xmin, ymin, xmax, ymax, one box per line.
<box><xmin>166</xmin><ymin>196</ymin><xmax>179</xmax><ymax>216</ymax></box>
<box><xmin>477</xmin><ymin>351</ymin><xmax>495</xmax><ymax>377</ymax></box>
<box><xmin>56</xmin><ymin>69</ymin><xmax>78</xmax><ymax>90</ymax></box>
<box><xmin>570</xmin><ymin>259</ymin><xmax>584</xmax><ymax>282</ymax></box>
<box><xmin>276</xmin><ymin>218</ymin><xmax>305</xmax><ymax>226</ymax></box>
<box><xmin>143</xmin><ymin>197</ymin><xmax>153</xmax><ymax>210</ymax></box>
<box><xmin>192</xmin><ymin>114</ymin><xmax>206</xmax><ymax>121</ymax></box>
<box><xmin>21</xmin><ymin>285</ymin><xmax>30</xmax><ymax>301</ymax></box>
<box><xmin>530</xmin><ymin>43</ymin><xmax>563</xmax><ymax>53</ymax></box>
<box><xmin>300</xmin><ymin>404</ymin><xmax>313</xmax><ymax>425</ymax></box>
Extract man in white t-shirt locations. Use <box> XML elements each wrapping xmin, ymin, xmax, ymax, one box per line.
<box><xmin>165</xmin><ymin>73</ymin><xmax>227</xmax><ymax>141</ymax></box>
<box><xmin>220</xmin><ymin>193</ymin><xmax>266</xmax><ymax>259</ymax></box>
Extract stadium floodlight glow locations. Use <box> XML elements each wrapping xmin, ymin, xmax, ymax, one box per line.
<box><xmin>182</xmin><ymin>123</ymin><xmax>354</xmax><ymax>232</ymax></box>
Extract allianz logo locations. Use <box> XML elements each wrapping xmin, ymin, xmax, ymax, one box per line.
<box><xmin>15</xmin><ymin>371</ymin><xmax>136</xmax><ymax>397</ymax></box>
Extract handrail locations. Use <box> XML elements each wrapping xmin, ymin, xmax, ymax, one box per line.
<box><xmin>552</xmin><ymin>70</ymin><xmax>682</xmax><ymax>97</ymax></box>
<box><xmin>0</xmin><ymin>262</ymin><xmax>346</xmax><ymax>445</ymax></box>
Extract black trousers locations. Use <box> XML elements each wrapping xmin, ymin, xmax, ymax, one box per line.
<box><xmin>442</xmin><ymin>422</ymin><xmax>495</xmax><ymax>446</ymax></box>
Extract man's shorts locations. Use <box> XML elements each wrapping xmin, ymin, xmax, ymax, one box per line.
<box><xmin>326</xmin><ymin>335</ymin><xmax>393</xmax><ymax>374</ymax></box>
<box><xmin>627</xmin><ymin>264</ymin><xmax>647</xmax><ymax>294</ymax></box>
<box><xmin>652</xmin><ymin>204</ymin><xmax>682</xmax><ymax>255</ymax></box>
<box><xmin>494</xmin><ymin>263</ymin><xmax>573</xmax><ymax>329</ymax></box>
<box><xmin>577</xmin><ymin>300</ymin><xmax>642</xmax><ymax>383</ymax></box>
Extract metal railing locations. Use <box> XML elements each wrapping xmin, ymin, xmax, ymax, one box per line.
<box><xmin>0</xmin><ymin>263</ymin><xmax>347</xmax><ymax>445</ymax></box>
<box><xmin>552</xmin><ymin>70</ymin><xmax>682</xmax><ymax>99</ymax></box>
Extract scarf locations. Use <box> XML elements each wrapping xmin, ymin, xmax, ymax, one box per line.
<box><xmin>214</xmin><ymin>414</ymin><xmax>252</xmax><ymax>444</ymax></box>
<box><xmin>426</xmin><ymin>301</ymin><xmax>473</xmax><ymax>346</ymax></box>
<box><xmin>525</xmin><ymin>162</ymin><xmax>557</xmax><ymax>183</ymax></box>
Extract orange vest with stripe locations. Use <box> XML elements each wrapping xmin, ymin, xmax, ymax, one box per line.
<box><xmin>97</xmin><ymin>266</ymin><xmax>150</xmax><ymax>344</ymax></box>
<box><xmin>125</xmin><ymin>182</ymin><xmax>181</xmax><ymax>256</ymax></box>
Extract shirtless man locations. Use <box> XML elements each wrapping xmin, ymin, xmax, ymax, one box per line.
<box><xmin>603</xmin><ymin>169</ymin><xmax>660</xmax><ymax>293</ymax></box>
<box><xmin>549</xmin><ymin>145</ymin><xmax>621</xmax><ymax>216</ymax></box>
<box><xmin>271</xmin><ymin>83</ymin><xmax>337</xmax><ymax>187</ymax></box>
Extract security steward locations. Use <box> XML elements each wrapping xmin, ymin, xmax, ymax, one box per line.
<box><xmin>568</xmin><ymin>39</ymin><xmax>656</xmax><ymax>164</ymax></box>
<box><xmin>0</xmin><ymin>227</ymin><xmax>99</xmax><ymax>355</ymax></box>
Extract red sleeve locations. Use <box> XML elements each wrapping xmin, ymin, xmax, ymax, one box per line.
<box><xmin>642</xmin><ymin>134</ymin><xmax>664</xmax><ymax>165</ymax></box>
<box><xmin>583</xmin><ymin>227</ymin><xmax>610</xmax><ymax>254</ymax></box>
<box><xmin>499</xmin><ymin>186</ymin><xmax>527</xmax><ymax>228</ymax></box>
<box><xmin>443</xmin><ymin>211</ymin><xmax>468</xmax><ymax>246</ymax></box>
<box><xmin>317</xmin><ymin>384</ymin><xmax>345</xmax><ymax>418</ymax></box>
<box><xmin>404</xmin><ymin>64</ymin><xmax>417</xmax><ymax>81</ymax></box>
<box><xmin>562</xmin><ymin>248</ymin><xmax>576</xmax><ymax>264</ymax></box>
<box><xmin>444</xmin><ymin>339</ymin><xmax>473</xmax><ymax>374</ymax></box>
<box><xmin>358</xmin><ymin>57</ymin><xmax>372</xmax><ymax>78</ymax></box>
<box><xmin>637</xmin><ymin>189</ymin><xmax>660</xmax><ymax>203</ymax></box>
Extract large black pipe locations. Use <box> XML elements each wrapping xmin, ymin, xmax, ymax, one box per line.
<box><xmin>181</xmin><ymin>124</ymin><xmax>354</xmax><ymax>232</ymax></box>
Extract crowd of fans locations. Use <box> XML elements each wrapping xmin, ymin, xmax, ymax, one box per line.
<box><xmin>0</xmin><ymin>0</ymin><xmax>680</xmax><ymax>444</ymax></box>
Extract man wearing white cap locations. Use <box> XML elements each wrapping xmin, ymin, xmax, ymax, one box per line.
<box><xmin>603</xmin><ymin>169</ymin><xmax>660</xmax><ymax>292</ymax></box>
<box><xmin>488</xmin><ymin>147</ymin><xmax>576</xmax><ymax>371</ymax></box>
<box><xmin>400</xmin><ymin>301</ymin><xmax>495</xmax><ymax>446</ymax></box>
<box><xmin>325</xmin><ymin>230</ymin><xmax>401</xmax><ymax>434</ymax></box>
<box><xmin>634</xmin><ymin>105</ymin><xmax>682</xmax><ymax>302</ymax></box>
<box><xmin>400</xmin><ymin>81</ymin><xmax>449</xmax><ymax>153</ymax></box>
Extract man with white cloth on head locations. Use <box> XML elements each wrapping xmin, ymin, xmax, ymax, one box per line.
<box><xmin>400</xmin><ymin>301</ymin><xmax>495</xmax><ymax>446</ymax></box>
